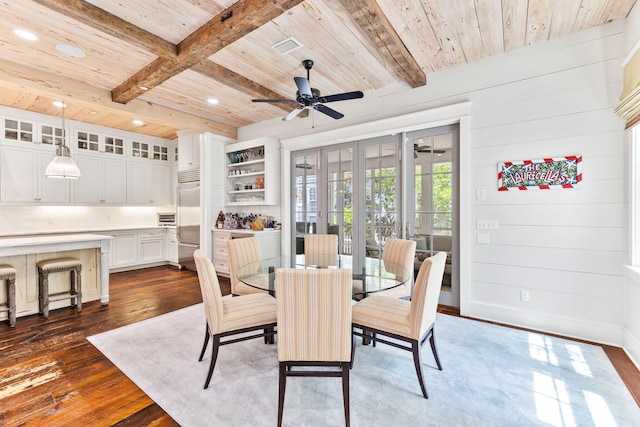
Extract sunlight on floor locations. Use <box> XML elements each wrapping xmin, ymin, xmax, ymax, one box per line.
<box><xmin>530</xmin><ymin>336</ymin><xmax>617</xmax><ymax>426</ymax></box>
<box><xmin>529</xmin><ymin>334</ymin><xmax>559</xmax><ymax>366</ymax></box>
<box><xmin>565</xmin><ymin>344</ymin><xmax>592</xmax><ymax>377</ymax></box>
<box><xmin>533</xmin><ymin>372</ymin><xmax>576</xmax><ymax>426</ymax></box>
<box><xmin>584</xmin><ymin>391</ymin><xmax>617</xmax><ymax>426</ymax></box>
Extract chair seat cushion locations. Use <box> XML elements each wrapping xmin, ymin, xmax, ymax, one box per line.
<box><xmin>37</xmin><ymin>257</ymin><xmax>81</xmax><ymax>271</ymax></box>
<box><xmin>352</xmin><ymin>295</ymin><xmax>412</xmax><ymax>338</ymax></box>
<box><xmin>220</xmin><ymin>293</ymin><xmax>277</xmax><ymax>333</ymax></box>
<box><xmin>0</xmin><ymin>265</ymin><xmax>16</xmax><ymax>277</ymax></box>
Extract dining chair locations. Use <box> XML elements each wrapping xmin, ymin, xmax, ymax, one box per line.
<box><xmin>227</xmin><ymin>236</ymin><xmax>266</xmax><ymax>295</ymax></box>
<box><xmin>275</xmin><ymin>268</ymin><xmax>353</xmax><ymax>427</ymax></box>
<box><xmin>376</xmin><ymin>238</ymin><xmax>417</xmax><ymax>299</ymax></box>
<box><xmin>193</xmin><ymin>250</ymin><xmax>277</xmax><ymax>389</ymax></box>
<box><xmin>304</xmin><ymin>233</ymin><xmax>339</xmax><ymax>267</ymax></box>
<box><xmin>351</xmin><ymin>251</ymin><xmax>447</xmax><ymax>399</ymax></box>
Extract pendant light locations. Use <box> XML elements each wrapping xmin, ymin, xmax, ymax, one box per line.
<box><xmin>45</xmin><ymin>102</ymin><xmax>81</xmax><ymax>179</ymax></box>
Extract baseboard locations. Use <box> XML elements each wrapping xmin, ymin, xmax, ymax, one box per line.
<box><xmin>109</xmin><ymin>261</ymin><xmax>175</xmax><ymax>273</ymax></box>
<box><xmin>624</xmin><ymin>327</ymin><xmax>640</xmax><ymax>371</ymax></box>
<box><xmin>468</xmin><ymin>301</ymin><xmax>625</xmax><ymax>347</ymax></box>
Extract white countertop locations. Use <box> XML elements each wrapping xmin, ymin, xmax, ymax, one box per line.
<box><xmin>0</xmin><ymin>233</ymin><xmax>112</xmax><ymax>249</ymax></box>
<box><xmin>212</xmin><ymin>228</ymin><xmax>280</xmax><ymax>234</ymax></box>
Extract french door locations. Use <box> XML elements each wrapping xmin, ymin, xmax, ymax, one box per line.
<box><xmin>290</xmin><ymin>125</ymin><xmax>458</xmax><ymax>307</ymax></box>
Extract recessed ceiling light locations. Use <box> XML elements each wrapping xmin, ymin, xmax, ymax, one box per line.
<box><xmin>140</xmin><ymin>86</ymin><xmax>149</xmax><ymax>91</ymax></box>
<box><xmin>14</xmin><ymin>29</ymin><xmax>38</xmax><ymax>41</ymax></box>
<box><xmin>56</xmin><ymin>44</ymin><xmax>85</xmax><ymax>58</ymax></box>
<box><xmin>207</xmin><ymin>97</ymin><xmax>219</xmax><ymax>105</ymax></box>
<box><xmin>52</xmin><ymin>101</ymin><xmax>66</xmax><ymax>108</ymax></box>
<box><xmin>133</xmin><ymin>119</ymin><xmax>144</xmax><ymax>126</ymax></box>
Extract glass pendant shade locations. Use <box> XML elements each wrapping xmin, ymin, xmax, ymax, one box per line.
<box><xmin>45</xmin><ymin>145</ymin><xmax>81</xmax><ymax>179</ymax></box>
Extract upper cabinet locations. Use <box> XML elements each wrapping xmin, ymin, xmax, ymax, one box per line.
<box><xmin>74</xmin><ymin>154</ymin><xmax>127</xmax><ymax>204</ymax></box>
<box><xmin>177</xmin><ymin>130</ymin><xmax>200</xmax><ymax>171</ymax></box>
<box><xmin>225</xmin><ymin>137</ymin><xmax>279</xmax><ymax>206</ymax></box>
<box><xmin>0</xmin><ymin>105</ymin><xmax>175</xmax><ymax>206</ymax></box>
<box><xmin>0</xmin><ymin>145</ymin><xmax>71</xmax><ymax>203</ymax></box>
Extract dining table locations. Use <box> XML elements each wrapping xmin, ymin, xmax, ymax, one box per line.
<box><xmin>235</xmin><ymin>254</ymin><xmax>412</xmax><ymax>298</ymax></box>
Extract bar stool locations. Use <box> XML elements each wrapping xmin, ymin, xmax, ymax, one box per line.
<box><xmin>0</xmin><ymin>265</ymin><xmax>16</xmax><ymax>327</ymax></box>
<box><xmin>37</xmin><ymin>257</ymin><xmax>82</xmax><ymax>319</ymax></box>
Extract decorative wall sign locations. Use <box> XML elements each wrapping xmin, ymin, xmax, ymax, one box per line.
<box><xmin>498</xmin><ymin>155</ymin><xmax>582</xmax><ymax>191</ymax></box>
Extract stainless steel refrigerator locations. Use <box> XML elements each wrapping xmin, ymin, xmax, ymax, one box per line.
<box><xmin>177</xmin><ymin>170</ymin><xmax>200</xmax><ymax>271</ymax></box>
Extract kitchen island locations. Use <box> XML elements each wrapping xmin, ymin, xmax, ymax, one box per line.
<box><xmin>0</xmin><ymin>233</ymin><xmax>112</xmax><ymax>321</ymax></box>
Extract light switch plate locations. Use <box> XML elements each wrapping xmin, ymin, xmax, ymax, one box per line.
<box><xmin>477</xmin><ymin>233</ymin><xmax>490</xmax><ymax>244</ymax></box>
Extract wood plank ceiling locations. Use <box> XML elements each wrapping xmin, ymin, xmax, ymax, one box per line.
<box><xmin>0</xmin><ymin>0</ymin><xmax>635</xmax><ymax>140</ymax></box>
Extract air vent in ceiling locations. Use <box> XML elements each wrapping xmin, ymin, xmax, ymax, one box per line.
<box><xmin>272</xmin><ymin>37</ymin><xmax>303</xmax><ymax>55</ymax></box>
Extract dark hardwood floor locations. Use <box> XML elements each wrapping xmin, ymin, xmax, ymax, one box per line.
<box><xmin>0</xmin><ymin>266</ymin><xmax>638</xmax><ymax>426</ymax></box>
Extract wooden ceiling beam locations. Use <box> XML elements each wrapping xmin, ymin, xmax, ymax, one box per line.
<box><xmin>112</xmin><ymin>0</ymin><xmax>304</xmax><ymax>104</ymax></box>
<box><xmin>0</xmin><ymin>58</ymin><xmax>236</xmax><ymax>138</ymax></box>
<box><xmin>336</xmin><ymin>0</ymin><xmax>426</xmax><ymax>88</ymax></box>
<box><xmin>191</xmin><ymin>60</ymin><xmax>293</xmax><ymax>114</ymax></box>
<box><xmin>30</xmin><ymin>0</ymin><xmax>177</xmax><ymax>59</ymax></box>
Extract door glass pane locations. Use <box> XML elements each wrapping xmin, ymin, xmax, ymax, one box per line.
<box><xmin>293</xmin><ymin>153</ymin><xmax>317</xmax><ymax>254</ymax></box>
<box><xmin>327</xmin><ymin>148</ymin><xmax>352</xmax><ymax>255</ymax></box>
<box><xmin>365</xmin><ymin>141</ymin><xmax>398</xmax><ymax>259</ymax></box>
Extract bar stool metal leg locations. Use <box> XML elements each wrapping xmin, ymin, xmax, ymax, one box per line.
<box><xmin>7</xmin><ymin>273</ymin><xmax>16</xmax><ymax>327</ymax></box>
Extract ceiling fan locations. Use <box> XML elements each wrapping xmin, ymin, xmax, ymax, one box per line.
<box><xmin>252</xmin><ymin>59</ymin><xmax>364</xmax><ymax>121</ymax></box>
<box><xmin>414</xmin><ymin>143</ymin><xmax>446</xmax><ymax>158</ymax></box>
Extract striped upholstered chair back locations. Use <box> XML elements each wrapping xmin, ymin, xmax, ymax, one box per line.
<box><xmin>304</xmin><ymin>234</ymin><xmax>339</xmax><ymax>267</ymax></box>
<box><xmin>227</xmin><ymin>237</ymin><xmax>264</xmax><ymax>295</ymax></box>
<box><xmin>193</xmin><ymin>249</ymin><xmax>224</xmax><ymax>334</ymax></box>
<box><xmin>276</xmin><ymin>268</ymin><xmax>352</xmax><ymax>361</ymax></box>
<box><xmin>374</xmin><ymin>238</ymin><xmax>417</xmax><ymax>298</ymax></box>
<box><xmin>275</xmin><ymin>268</ymin><xmax>353</xmax><ymax>426</ymax></box>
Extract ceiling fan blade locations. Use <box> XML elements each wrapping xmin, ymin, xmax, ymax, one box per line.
<box><xmin>252</xmin><ymin>98</ymin><xmax>299</xmax><ymax>103</ymax></box>
<box><xmin>314</xmin><ymin>104</ymin><xmax>344</xmax><ymax>120</ymax></box>
<box><xmin>282</xmin><ymin>106</ymin><xmax>306</xmax><ymax>121</ymax></box>
<box><xmin>294</xmin><ymin>77</ymin><xmax>312</xmax><ymax>97</ymax></box>
<box><xmin>321</xmin><ymin>91</ymin><xmax>364</xmax><ymax>103</ymax></box>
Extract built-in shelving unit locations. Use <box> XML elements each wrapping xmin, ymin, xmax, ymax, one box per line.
<box><xmin>225</xmin><ymin>137</ymin><xmax>279</xmax><ymax>206</ymax></box>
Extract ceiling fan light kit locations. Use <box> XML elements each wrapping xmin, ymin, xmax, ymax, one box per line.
<box><xmin>252</xmin><ymin>59</ymin><xmax>363</xmax><ymax>121</ymax></box>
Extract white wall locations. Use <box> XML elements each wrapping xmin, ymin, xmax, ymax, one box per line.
<box><xmin>623</xmin><ymin>2</ymin><xmax>640</xmax><ymax>371</ymax></box>
<box><xmin>240</xmin><ymin>20</ymin><xmax>630</xmax><ymax>347</ymax></box>
<box><xmin>0</xmin><ymin>205</ymin><xmax>164</xmax><ymax>235</ymax></box>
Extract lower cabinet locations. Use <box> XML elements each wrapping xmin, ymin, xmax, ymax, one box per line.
<box><xmin>108</xmin><ymin>228</ymin><xmax>172</xmax><ymax>271</ymax></box>
<box><xmin>138</xmin><ymin>230</ymin><xmax>165</xmax><ymax>263</ymax></box>
<box><xmin>167</xmin><ymin>228</ymin><xmax>178</xmax><ymax>264</ymax></box>
<box><xmin>110</xmin><ymin>231</ymin><xmax>138</xmax><ymax>268</ymax></box>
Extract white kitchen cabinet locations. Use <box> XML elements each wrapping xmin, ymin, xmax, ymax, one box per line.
<box><xmin>74</xmin><ymin>154</ymin><xmax>127</xmax><ymax>204</ymax></box>
<box><xmin>167</xmin><ymin>228</ymin><xmax>178</xmax><ymax>264</ymax></box>
<box><xmin>128</xmin><ymin>161</ymin><xmax>172</xmax><ymax>205</ymax></box>
<box><xmin>177</xmin><ymin>130</ymin><xmax>200</xmax><ymax>171</ymax></box>
<box><xmin>109</xmin><ymin>231</ymin><xmax>138</xmax><ymax>268</ymax></box>
<box><xmin>0</xmin><ymin>145</ymin><xmax>71</xmax><ymax>203</ymax></box>
<box><xmin>139</xmin><ymin>230</ymin><xmax>166</xmax><ymax>263</ymax></box>
<box><xmin>225</xmin><ymin>137</ymin><xmax>279</xmax><ymax>206</ymax></box>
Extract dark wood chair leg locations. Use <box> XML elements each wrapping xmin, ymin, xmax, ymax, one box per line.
<box><xmin>428</xmin><ymin>327</ymin><xmax>442</xmax><ymax>370</ymax></box>
<box><xmin>264</xmin><ymin>326</ymin><xmax>275</xmax><ymax>344</ymax></box>
<box><xmin>350</xmin><ymin>331</ymin><xmax>355</xmax><ymax>369</ymax></box>
<box><xmin>278</xmin><ymin>362</ymin><xmax>287</xmax><ymax>427</ymax></box>
<box><xmin>203</xmin><ymin>335</ymin><xmax>221</xmax><ymax>389</ymax></box>
<box><xmin>411</xmin><ymin>339</ymin><xmax>429</xmax><ymax>399</ymax></box>
<box><xmin>341</xmin><ymin>362</ymin><xmax>350</xmax><ymax>427</ymax></box>
<box><xmin>198</xmin><ymin>322</ymin><xmax>210</xmax><ymax>361</ymax></box>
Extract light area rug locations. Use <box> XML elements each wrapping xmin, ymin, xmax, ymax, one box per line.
<box><xmin>88</xmin><ymin>304</ymin><xmax>640</xmax><ymax>427</ymax></box>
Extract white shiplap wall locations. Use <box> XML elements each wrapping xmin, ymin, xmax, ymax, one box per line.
<box><xmin>240</xmin><ymin>20</ymin><xmax>631</xmax><ymax>347</ymax></box>
<box><xmin>623</xmin><ymin>4</ymin><xmax>640</xmax><ymax>372</ymax></box>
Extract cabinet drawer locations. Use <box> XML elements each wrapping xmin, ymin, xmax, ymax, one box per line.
<box><xmin>214</xmin><ymin>259</ymin><xmax>229</xmax><ymax>274</ymax></box>
<box><xmin>139</xmin><ymin>230</ymin><xmax>165</xmax><ymax>240</ymax></box>
<box><xmin>213</xmin><ymin>231</ymin><xmax>233</xmax><ymax>241</ymax></box>
<box><xmin>213</xmin><ymin>243</ymin><xmax>228</xmax><ymax>257</ymax></box>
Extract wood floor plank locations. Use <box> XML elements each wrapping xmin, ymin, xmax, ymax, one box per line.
<box><xmin>0</xmin><ymin>265</ymin><xmax>637</xmax><ymax>425</ymax></box>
